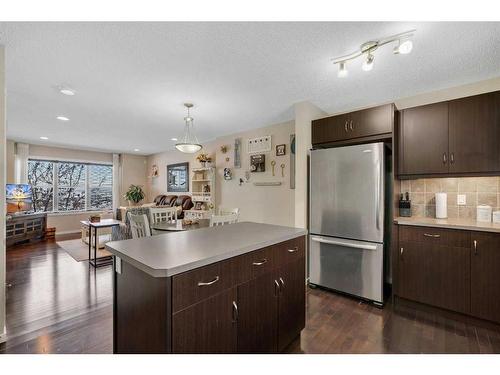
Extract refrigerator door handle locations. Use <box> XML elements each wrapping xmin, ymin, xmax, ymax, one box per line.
<box><xmin>310</xmin><ymin>236</ymin><xmax>378</xmax><ymax>251</ymax></box>
<box><xmin>375</xmin><ymin>160</ymin><xmax>381</xmax><ymax>230</ymax></box>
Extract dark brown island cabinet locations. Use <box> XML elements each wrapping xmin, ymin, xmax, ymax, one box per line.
<box><xmin>398</xmin><ymin>90</ymin><xmax>500</xmax><ymax>177</ymax></box>
<box><xmin>107</xmin><ymin>223</ymin><xmax>306</xmax><ymax>354</ymax></box>
<box><xmin>396</xmin><ymin>225</ymin><xmax>500</xmax><ymax>324</ymax></box>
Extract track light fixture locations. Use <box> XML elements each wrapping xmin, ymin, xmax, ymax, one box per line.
<box><xmin>332</xmin><ymin>29</ymin><xmax>415</xmax><ymax>77</ymax></box>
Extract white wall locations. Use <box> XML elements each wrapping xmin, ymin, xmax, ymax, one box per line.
<box><xmin>146</xmin><ymin>120</ymin><xmax>296</xmax><ymax>226</ymax></box>
<box><xmin>1</xmin><ymin>45</ymin><xmax>7</xmax><ymax>343</ymax></box>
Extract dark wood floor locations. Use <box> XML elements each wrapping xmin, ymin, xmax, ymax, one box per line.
<box><xmin>1</xmin><ymin>237</ymin><xmax>500</xmax><ymax>354</ymax></box>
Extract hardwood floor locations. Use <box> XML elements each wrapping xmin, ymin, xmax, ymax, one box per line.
<box><xmin>1</xmin><ymin>238</ymin><xmax>500</xmax><ymax>354</ymax></box>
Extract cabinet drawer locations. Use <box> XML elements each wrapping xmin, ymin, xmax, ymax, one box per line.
<box><xmin>235</xmin><ymin>245</ymin><xmax>276</xmax><ymax>284</ymax></box>
<box><xmin>275</xmin><ymin>236</ymin><xmax>305</xmax><ymax>265</ymax></box>
<box><xmin>399</xmin><ymin>225</ymin><xmax>470</xmax><ymax>248</ymax></box>
<box><xmin>172</xmin><ymin>260</ymin><xmax>234</xmax><ymax>313</ymax></box>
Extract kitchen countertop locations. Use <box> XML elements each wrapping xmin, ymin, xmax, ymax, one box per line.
<box><xmin>105</xmin><ymin>221</ymin><xmax>307</xmax><ymax>277</ymax></box>
<box><xmin>395</xmin><ymin>216</ymin><xmax>500</xmax><ymax>233</ymax></box>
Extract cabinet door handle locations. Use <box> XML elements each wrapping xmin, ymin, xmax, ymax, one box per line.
<box><xmin>252</xmin><ymin>259</ymin><xmax>268</xmax><ymax>266</ymax></box>
<box><xmin>423</xmin><ymin>233</ymin><xmax>441</xmax><ymax>238</ymax></box>
<box><xmin>450</xmin><ymin>152</ymin><xmax>455</xmax><ymax>164</ymax></box>
<box><xmin>287</xmin><ymin>247</ymin><xmax>299</xmax><ymax>253</ymax></box>
<box><xmin>279</xmin><ymin>277</ymin><xmax>285</xmax><ymax>289</ymax></box>
<box><xmin>232</xmin><ymin>301</ymin><xmax>238</xmax><ymax>322</ymax></box>
<box><xmin>344</xmin><ymin>121</ymin><xmax>348</xmax><ymax>132</ymax></box>
<box><xmin>473</xmin><ymin>240</ymin><xmax>478</xmax><ymax>255</ymax></box>
<box><xmin>274</xmin><ymin>279</ymin><xmax>280</xmax><ymax>296</ymax></box>
<box><xmin>443</xmin><ymin>153</ymin><xmax>447</xmax><ymax>164</ymax></box>
<box><xmin>349</xmin><ymin>120</ymin><xmax>353</xmax><ymax>131</ymax></box>
<box><xmin>197</xmin><ymin>276</ymin><xmax>219</xmax><ymax>287</ymax></box>
<box><xmin>400</xmin><ymin>247</ymin><xmax>404</xmax><ymax>256</ymax></box>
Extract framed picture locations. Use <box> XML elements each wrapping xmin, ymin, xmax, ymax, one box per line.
<box><xmin>250</xmin><ymin>154</ymin><xmax>265</xmax><ymax>172</ymax></box>
<box><xmin>194</xmin><ymin>202</ymin><xmax>204</xmax><ymax>210</ymax></box>
<box><xmin>276</xmin><ymin>144</ymin><xmax>286</xmax><ymax>156</ymax></box>
<box><xmin>167</xmin><ymin>162</ymin><xmax>189</xmax><ymax>192</ymax></box>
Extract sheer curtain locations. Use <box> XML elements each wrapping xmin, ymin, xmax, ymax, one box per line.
<box><xmin>14</xmin><ymin>142</ymin><xmax>29</xmax><ymax>184</ymax></box>
<box><xmin>112</xmin><ymin>153</ymin><xmax>121</xmax><ymax>215</ymax></box>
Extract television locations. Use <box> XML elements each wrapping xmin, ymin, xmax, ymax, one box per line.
<box><xmin>6</xmin><ymin>184</ymin><xmax>33</xmax><ymax>213</ymax></box>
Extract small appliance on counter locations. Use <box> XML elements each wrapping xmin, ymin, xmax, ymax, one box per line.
<box><xmin>399</xmin><ymin>192</ymin><xmax>411</xmax><ymax>217</ymax></box>
<box><xmin>435</xmin><ymin>192</ymin><xmax>447</xmax><ymax>219</ymax></box>
<box><xmin>477</xmin><ymin>205</ymin><xmax>492</xmax><ymax>222</ymax></box>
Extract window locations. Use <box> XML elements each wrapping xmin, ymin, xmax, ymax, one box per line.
<box><xmin>28</xmin><ymin>159</ymin><xmax>113</xmax><ymax>213</ymax></box>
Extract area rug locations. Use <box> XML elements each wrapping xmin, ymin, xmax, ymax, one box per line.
<box><xmin>57</xmin><ymin>237</ymin><xmax>113</xmax><ymax>262</ymax></box>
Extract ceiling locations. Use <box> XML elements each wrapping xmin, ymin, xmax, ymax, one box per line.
<box><xmin>1</xmin><ymin>22</ymin><xmax>499</xmax><ymax>155</ymax></box>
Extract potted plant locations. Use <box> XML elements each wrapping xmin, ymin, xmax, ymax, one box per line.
<box><xmin>196</xmin><ymin>153</ymin><xmax>212</xmax><ymax>167</ymax></box>
<box><xmin>124</xmin><ymin>184</ymin><xmax>145</xmax><ymax>206</ymax></box>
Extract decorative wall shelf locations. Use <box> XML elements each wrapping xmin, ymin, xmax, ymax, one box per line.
<box><xmin>253</xmin><ymin>182</ymin><xmax>282</xmax><ymax>186</ymax></box>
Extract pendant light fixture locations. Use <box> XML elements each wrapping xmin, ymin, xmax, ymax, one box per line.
<box><xmin>175</xmin><ymin>103</ymin><xmax>202</xmax><ymax>153</ymax></box>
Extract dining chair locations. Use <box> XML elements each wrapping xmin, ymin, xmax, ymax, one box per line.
<box><xmin>149</xmin><ymin>206</ymin><xmax>177</xmax><ymax>225</ymax></box>
<box><xmin>218</xmin><ymin>207</ymin><xmax>240</xmax><ymax>218</ymax></box>
<box><xmin>209</xmin><ymin>213</ymin><xmax>239</xmax><ymax>227</ymax></box>
<box><xmin>128</xmin><ymin>213</ymin><xmax>152</xmax><ymax>239</ymax></box>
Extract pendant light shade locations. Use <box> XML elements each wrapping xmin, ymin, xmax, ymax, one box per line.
<box><xmin>175</xmin><ymin>103</ymin><xmax>202</xmax><ymax>153</ymax></box>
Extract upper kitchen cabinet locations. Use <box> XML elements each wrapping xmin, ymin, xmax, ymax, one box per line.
<box><xmin>398</xmin><ymin>90</ymin><xmax>500</xmax><ymax>178</ymax></box>
<box><xmin>448</xmin><ymin>91</ymin><xmax>500</xmax><ymax>174</ymax></box>
<box><xmin>311</xmin><ymin>103</ymin><xmax>394</xmax><ymax>146</ymax></box>
<box><xmin>398</xmin><ymin>102</ymin><xmax>449</xmax><ymax>176</ymax></box>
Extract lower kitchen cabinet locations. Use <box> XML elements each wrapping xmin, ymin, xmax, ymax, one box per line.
<box><xmin>172</xmin><ymin>287</ymin><xmax>238</xmax><ymax>354</ymax></box>
<box><xmin>277</xmin><ymin>258</ymin><xmax>306</xmax><ymax>352</ymax></box>
<box><xmin>397</xmin><ymin>225</ymin><xmax>500</xmax><ymax>324</ymax></box>
<box><xmin>471</xmin><ymin>232</ymin><xmax>500</xmax><ymax>323</ymax></box>
<box><xmin>398</xmin><ymin>240</ymin><xmax>470</xmax><ymax>314</ymax></box>
<box><xmin>237</xmin><ymin>257</ymin><xmax>306</xmax><ymax>353</ymax></box>
<box><xmin>237</xmin><ymin>272</ymin><xmax>278</xmax><ymax>353</ymax></box>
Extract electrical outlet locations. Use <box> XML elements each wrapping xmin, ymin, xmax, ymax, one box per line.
<box><xmin>457</xmin><ymin>194</ymin><xmax>466</xmax><ymax>206</ymax></box>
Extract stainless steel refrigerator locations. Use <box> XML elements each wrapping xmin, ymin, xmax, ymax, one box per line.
<box><xmin>309</xmin><ymin>142</ymin><xmax>388</xmax><ymax>305</ymax></box>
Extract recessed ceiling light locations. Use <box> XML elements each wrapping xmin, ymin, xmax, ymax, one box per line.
<box><xmin>133</xmin><ymin>148</ymin><xmax>140</xmax><ymax>152</ymax></box>
<box><xmin>40</xmin><ymin>136</ymin><xmax>49</xmax><ymax>140</ymax></box>
<box><xmin>56</xmin><ymin>116</ymin><xmax>70</xmax><ymax>121</ymax></box>
<box><xmin>59</xmin><ymin>88</ymin><xmax>76</xmax><ymax>96</ymax></box>
<box><xmin>171</xmin><ymin>138</ymin><xmax>178</xmax><ymax>141</ymax></box>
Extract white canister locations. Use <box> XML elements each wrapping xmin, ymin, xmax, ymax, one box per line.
<box><xmin>493</xmin><ymin>211</ymin><xmax>500</xmax><ymax>224</ymax></box>
<box><xmin>477</xmin><ymin>205</ymin><xmax>492</xmax><ymax>222</ymax></box>
<box><xmin>435</xmin><ymin>192</ymin><xmax>447</xmax><ymax>219</ymax></box>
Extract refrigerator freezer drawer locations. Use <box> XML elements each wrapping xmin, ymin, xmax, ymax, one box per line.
<box><xmin>309</xmin><ymin>235</ymin><xmax>383</xmax><ymax>304</ymax></box>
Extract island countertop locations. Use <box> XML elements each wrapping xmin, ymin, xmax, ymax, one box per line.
<box><xmin>105</xmin><ymin>221</ymin><xmax>307</xmax><ymax>277</ymax></box>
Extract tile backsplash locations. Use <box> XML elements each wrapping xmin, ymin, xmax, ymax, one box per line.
<box><xmin>399</xmin><ymin>177</ymin><xmax>500</xmax><ymax>220</ymax></box>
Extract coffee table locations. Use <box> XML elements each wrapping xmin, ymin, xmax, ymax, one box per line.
<box><xmin>80</xmin><ymin>219</ymin><xmax>122</xmax><ymax>268</ymax></box>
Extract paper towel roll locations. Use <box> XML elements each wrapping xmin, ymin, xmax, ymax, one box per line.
<box><xmin>435</xmin><ymin>192</ymin><xmax>447</xmax><ymax>219</ymax></box>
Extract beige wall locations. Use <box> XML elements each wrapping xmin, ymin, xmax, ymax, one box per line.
<box><xmin>29</xmin><ymin>144</ymin><xmax>113</xmax><ymax>164</ymax></box>
<box><xmin>120</xmin><ymin>154</ymin><xmax>148</xmax><ymax>206</ymax></box>
<box><xmin>146</xmin><ymin>120</ymin><xmax>296</xmax><ymax>226</ymax></box>
<box><xmin>1</xmin><ymin>45</ymin><xmax>6</xmax><ymax>342</ymax></box>
<box><xmin>293</xmin><ymin>102</ymin><xmax>328</xmax><ymax>229</ymax></box>
<box><xmin>6</xmin><ymin>139</ymin><xmax>14</xmax><ymax>183</ymax></box>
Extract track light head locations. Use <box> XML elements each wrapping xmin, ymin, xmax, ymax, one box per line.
<box><xmin>394</xmin><ymin>39</ymin><xmax>413</xmax><ymax>55</ymax></box>
<box><xmin>362</xmin><ymin>54</ymin><xmax>374</xmax><ymax>72</ymax></box>
<box><xmin>337</xmin><ymin>61</ymin><xmax>348</xmax><ymax>78</ymax></box>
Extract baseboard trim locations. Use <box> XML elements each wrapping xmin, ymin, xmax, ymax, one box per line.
<box><xmin>56</xmin><ymin>230</ymin><xmax>81</xmax><ymax>235</ymax></box>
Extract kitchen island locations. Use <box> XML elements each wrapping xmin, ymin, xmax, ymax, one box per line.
<box><xmin>105</xmin><ymin>221</ymin><xmax>307</xmax><ymax>354</ymax></box>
